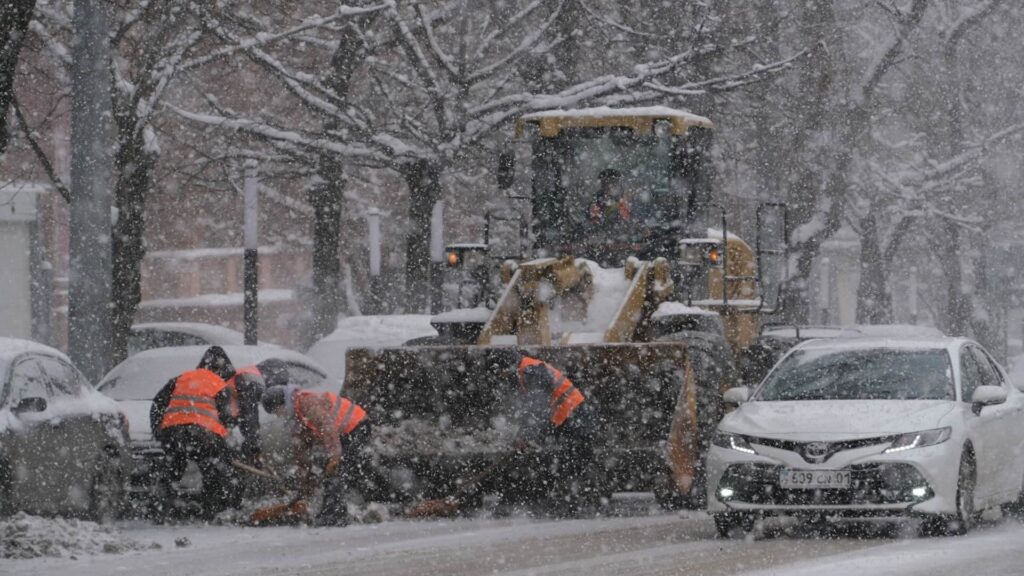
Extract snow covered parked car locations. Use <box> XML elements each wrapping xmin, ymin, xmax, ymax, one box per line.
<box><xmin>0</xmin><ymin>338</ymin><xmax>130</xmax><ymax>520</ymax></box>
<box><xmin>307</xmin><ymin>314</ymin><xmax>437</xmax><ymax>387</ymax></box>
<box><xmin>707</xmin><ymin>337</ymin><xmax>1024</xmax><ymax>537</ymax></box>
<box><xmin>96</xmin><ymin>345</ymin><xmax>329</xmax><ymax>503</ymax></box>
<box><xmin>128</xmin><ymin>322</ymin><xmax>245</xmax><ymax>356</ymax></box>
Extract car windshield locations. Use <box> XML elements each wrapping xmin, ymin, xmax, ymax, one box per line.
<box><xmin>755</xmin><ymin>348</ymin><xmax>954</xmax><ymax>401</ymax></box>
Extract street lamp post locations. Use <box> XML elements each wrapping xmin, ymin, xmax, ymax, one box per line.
<box><xmin>243</xmin><ymin>159</ymin><xmax>259</xmax><ymax>345</ymax></box>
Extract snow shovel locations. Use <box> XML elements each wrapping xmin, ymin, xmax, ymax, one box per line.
<box><xmin>249</xmin><ymin>499</ymin><xmax>309</xmax><ymax>526</ymax></box>
<box><xmin>230</xmin><ymin>459</ymin><xmax>282</xmax><ymax>482</ymax></box>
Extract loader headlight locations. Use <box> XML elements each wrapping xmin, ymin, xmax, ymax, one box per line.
<box><xmin>447</xmin><ymin>251</ymin><xmax>459</xmax><ymax>266</ymax></box>
<box><xmin>713</xmin><ymin>431</ymin><xmax>756</xmax><ymax>455</ymax></box>
<box><xmin>883</xmin><ymin>427</ymin><xmax>951</xmax><ymax>454</ymax></box>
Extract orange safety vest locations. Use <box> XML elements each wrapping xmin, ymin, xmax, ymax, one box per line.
<box><xmin>225</xmin><ymin>365</ymin><xmax>262</xmax><ymax>418</ymax></box>
<box><xmin>294</xmin><ymin>390</ymin><xmax>367</xmax><ymax>438</ymax></box>
<box><xmin>160</xmin><ymin>369</ymin><xmax>229</xmax><ymax>438</ymax></box>
<box><xmin>517</xmin><ymin>357</ymin><xmax>585</xmax><ymax>427</ymax></box>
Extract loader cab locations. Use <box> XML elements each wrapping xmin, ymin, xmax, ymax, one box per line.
<box><xmin>511</xmin><ymin>108</ymin><xmax>714</xmax><ymax>267</ymax></box>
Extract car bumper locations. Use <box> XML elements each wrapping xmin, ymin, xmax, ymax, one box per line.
<box><xmin>706</xmin><ymin>441</ymin><xmax>959</xmax><ymax>516</ymax></box>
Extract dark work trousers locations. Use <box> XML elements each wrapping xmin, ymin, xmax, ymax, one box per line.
<box><xmin>155</xmin><ymin>425</ymin><xmax>238</xmax><ymax>519</ymax></box>
<box><xmin>316</xmin><ymin>422</ymin><xmax>373</xmax><ymax>526</ymax></box>
<box><xmin>497</xmin><ymin>405</ymin><xmax>595</xmax><ymax>516</ymax></box>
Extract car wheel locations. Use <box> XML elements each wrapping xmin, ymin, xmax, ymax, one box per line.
<box><xmin>87</xmin><ymin>458</ymin><xmax>126</xmax><ymax>523</ymax></box>
<box><xmin>714</xmin><ymin>512</ymin><xmax>754</xmax><ymax>538</ymax></box>
<box><xmin>1000</xmin><ymin>471</ymin><xmax>1024</xmax><ymax>520</ymax></box>
<box><xmin>921</xmin><ymin>452</ymin><xmax>975</xmax><ymax>536</ymax></box>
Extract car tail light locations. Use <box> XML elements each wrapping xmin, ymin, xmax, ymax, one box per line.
<box><xmin>118</xmin><ymin>411</ymin><xmax>130</xmax><ymax>438</ymax></box>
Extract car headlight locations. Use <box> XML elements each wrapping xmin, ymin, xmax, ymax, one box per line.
<box><xmin>713</xmin><ymin>431</ymin><xmax>756</xmax><ymax>455</ymax></box>
<box><xmin>883</xmin><ymin>427</ymin><xmax>952</xmax><ymax>454</ymax></box>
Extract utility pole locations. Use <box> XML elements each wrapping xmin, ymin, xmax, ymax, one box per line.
<box><xmin>429</xmin><ymin>200</ymin><xmax>445</xmax><ymax>313</ymax></box>
<box><xmin>818</xmin><ymin>257</ymin><xmax>830</xmax><ymax>325</ymax></box>
<box><xmin>68</xmin><ymin>0</ymin><xmax>113</xmax><ymax>382</ymax></box>
<box><xmin>243</xmin><ymin>160</ymin><xmax>259</xmax><ymax>345</ymax></box>
<box><xmin>367</xmin><ymin>207</ymin><xmax>382</xmax><ymax>314</ymax></box>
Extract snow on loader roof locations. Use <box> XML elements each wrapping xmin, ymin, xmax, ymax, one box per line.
<box><xmin>516</xmin><ymin>106</ymin><xmax>713</xmax><ymax>137</ymax></box>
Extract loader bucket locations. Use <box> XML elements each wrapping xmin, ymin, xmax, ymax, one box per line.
<box><xmin>344</xmin><ymin>341</ymin><xmax>724</xmax><ymax>505</ymax></box>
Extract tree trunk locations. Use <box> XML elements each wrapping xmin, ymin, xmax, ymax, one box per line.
<box><xmin>403</xmin><ymin>159</ymin><xmax>442</xmax><ymax>313</ymax></box>
<box><xmin>939</xmin><ymin>220</ymin><xmax>971</xmax><ymax>337</ymax></box>
<box><xmin>302</xmin><ymin>19</ymin><xmax>368</xmax><ymax>344</ymax></box>
<box><xmin>776</xmin><ymin>0</ymin><xmax>839</xmax><ymax>324</ymax></box>
<box><xmin>109</xmin><ymin>126</ymin><xmax>155</xmax><ymax>365</ymax></box>
<box><xmin>0</xmin><ymin>0</ymin><xmax>35</xmax><ymax>157</ymax></box>
<box><xmin>855</xmin><ymin>213</ymin><xmax>891</xmax><ymax>324</ymax></box>
<box><xmin>68</xmin><ymin>0</ymin><xmax>114</xmax><ymax>382</ymax></box>
<box><xmin>307</xmin><ymin>155</ymin><xmax>345</xmax><ymax>347</ymax></box>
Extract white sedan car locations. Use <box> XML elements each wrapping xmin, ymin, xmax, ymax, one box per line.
<box><xmin>97</xmin><ymin>345</ymin><xmax>329</xmax><ymax>505</ymax></box>
<box><xmin>707</xmin><ymin>337</ymin><xmax>1024</xmax><ymax>537</ymax></box>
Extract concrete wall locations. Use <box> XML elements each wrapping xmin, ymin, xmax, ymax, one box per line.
<box><xmin>0</xmin><ymin>187</ymin><xmax>38</xmax><ymax>339</ymax></box>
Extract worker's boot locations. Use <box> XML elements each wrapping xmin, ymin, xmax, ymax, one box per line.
<box><xmin>315</xmin><ymin>476</ymin><xmax>351</xmax><ymax>527</ymax></box>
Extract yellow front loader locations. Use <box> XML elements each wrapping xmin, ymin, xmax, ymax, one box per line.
<box><xmin>344</xmin><ymin>107</ymin><xmax>787</xmax><ymax>509</ymax></box>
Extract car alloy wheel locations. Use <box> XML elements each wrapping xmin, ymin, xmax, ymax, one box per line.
<box><xmin>952</xmin><ymin>453</ymin><xmax>976</xmax><ymax>535</ymax></box>
<box><xmin>921</xmin><ymin>451</ymin><xmax>975</xmax><ymax>536</ymax></box>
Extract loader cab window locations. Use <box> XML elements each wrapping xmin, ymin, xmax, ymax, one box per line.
<box><xmin>530</xmin><ymin>124</ymin><xmax>711</xmax><ymax>265</ymax></box>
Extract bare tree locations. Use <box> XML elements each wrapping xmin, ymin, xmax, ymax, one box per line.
<box><xmin>177</xmin><ymin>0</ymin><xmax>804</xmax><ymax>314</ymax></box>
<box><xmin>0</xmin><ymin>0</ymin><xmax>35</xmax><ymax>157</ymax></box>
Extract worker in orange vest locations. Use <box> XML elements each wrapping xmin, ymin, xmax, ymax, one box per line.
<box><xmin>150</xmin><ymin>346</ymin><xmax>239</xmax><ymax>519</ymax></box>
<box><xmin>260</xmin><ymin>385</ymin><xmax>371</xmax><ymax>526</ymax></box>
<box><xmin>494</xmin><ymin>353</ymin><xmax>595</xmax><ymax>517</ymax></box>
<box><xmin>222</xmin><ymin>357</ymin><xmax>290</xmax><ymax>465</ymax></box>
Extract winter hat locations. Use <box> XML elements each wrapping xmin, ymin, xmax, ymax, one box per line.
<box><xmin>257</xmin><ymin>358</ymin><xmax>290</xmax><ymax>388</ymax></box>
<box><xmin>198</xmin><ymin>346</ymin><xmax>235</xmax><ymax>380</ymax></box>
<box><xmin>261</xmin><ymin>384</ymin><xmax>299</xmax><ymax>414</ymax></box>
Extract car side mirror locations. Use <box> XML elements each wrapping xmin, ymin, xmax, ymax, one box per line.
<box><xmin>496</xmin><ymin>150</ymin><xmax>515</xmax><ymax>190</ymax></box>
<box><xmin>723</xmin><ymin>386</ymin><xmax>750</xmax><ymax>405</ymax></box>
<box><xmin>13</xmin><ymin>397</ymin><xmax>47</xmax><ymax>414</ymax></box>
<box><xmin>971</xmin><ymin>385</ymin><xmax>1007</xmax><ymax>414</ymax></box>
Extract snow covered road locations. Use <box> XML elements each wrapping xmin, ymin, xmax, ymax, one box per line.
<box><xmin>8</xmin><ymin>509</ymin><xmax>1024</xmax><ymax>576</ymax></box>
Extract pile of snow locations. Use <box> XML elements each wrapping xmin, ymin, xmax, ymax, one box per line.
<box><xmin>372</xmin><ymin>418</ymin><xmax>517</xmax><ymax>456</ymax></box>
<box><xmin>652</xmin><ymin>301</ymin><xmax>718</xmax><ymax>319</ymax></box>
<box><xmin>0</xmin><ymin>513</ymin><xmax>154</xmax><ymax>559</ymax></box>
<box><xmin>551</xmin><ymin>260</ymin><xmax>630</xmax><ymax>339</ymax></box>
<box><xmin>431</xmin><ymin>307</ymin><xmax>492</xmax><ymax>323</ymax></box>
<box><xmin>308</xmin><ymin>315</ymin><xmax>437</xmax><ymax>386</ymax></box>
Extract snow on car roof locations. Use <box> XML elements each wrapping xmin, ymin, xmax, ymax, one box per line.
<box><xmin>0</xmin><ymin>337</ymin><xmax>74</xmax><ymax>382</ymax></box>
<box><xmin>307</xmin><ymin>315</ymin><xmax>437</xmax><ymax>385</ymax></box>
<box><xmin>0</xmin><ymin>337</ymin><xmax>120</xmax><ymax>432</ymax></box>
<box><xmin>793</xmin><ymin>336</ymin><xmax>968</xmax><ymax>353</ymax></box>
<box><xmin>763</xmin><ymin>324</ymin><xmax>945</xmax><ymax>339</ymax></box>
<box><xmin>131</xmin><ymin>322</ymin><xmax>245</xmax><ymax>344</ymax></box>
<box><xmin>97</xmin><ymin>345</ymin><xmax>325</xmax><ymax>400</ymax></box>
<box><xmin>0</xmin><ymin>337</ymin><xmax>71</xmax><ymax>363</ymax></box>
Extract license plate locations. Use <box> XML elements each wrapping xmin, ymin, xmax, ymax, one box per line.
<box><xmin>779</xmin><ymin>469</ymin><xmax>851</xmax><ymax>489</ymax></box>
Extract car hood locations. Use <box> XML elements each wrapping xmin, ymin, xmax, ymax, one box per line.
<box><xmin>118</xmin><ymin>399</ymin><xmax>154</xmax><ymax>444</ymax></box>
<box><xmin>721</xmin><ymin>400</ymin><xmax>957</xmax><ymax>440</ymax></box>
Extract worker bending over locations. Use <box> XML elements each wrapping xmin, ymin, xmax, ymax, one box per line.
<box><xmin>260</xmin><ymin>386</ymin><xmax>371</xmax><ymax>526</ymax></box>
<box><xmin>494</xmin><ymin>354</ymin><xmax>595</xmax><ymax>517</ymax></box>
<box><xmin>150</xmin><ymin>346</ymin><xmax>240</xmax><ymax>519</ymax></box>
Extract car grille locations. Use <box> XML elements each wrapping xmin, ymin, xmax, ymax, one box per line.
<box><xmin>749</xmin><ymin>436</ymin><xmax>892</xmax><ymax>464</ymax></box>
<box><xmin>719</xmin><ymin>462</ymin><xmax>930</xmax><ymax>506</ymax></box>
